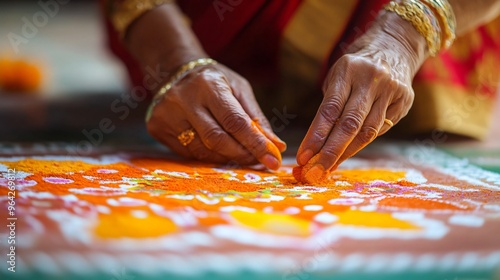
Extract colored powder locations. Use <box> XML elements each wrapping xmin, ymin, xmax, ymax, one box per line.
<box><xmin>230</xmin><ymin>210</ymin><xmax>314</xmax><ymax>237</ymax></box>
<box><xmin>95</xmin><ymin>211</ymin><xmax>177</xmax><ymax>238</ymax></box>
<box><xmin>336</xmin><ymin>210</ymin><xmax>419</xmax><ymax>230</ymax></box>
<box><xmin>378</xmin><ymin>197</ymin><xmax>470</xmax><ymax>211</ymax></box>
<box><xmin>294</xmin><ymin>159</ymin><xmax>408</xmax><ymax>185</ymax></box>
<box><xmin>334</xmin><ymin>170</ymin><xmax>407</xmax><ymax>184</ymax></box>
<box><xmin>3</xmin><ymin>159</ymin><xmax>97</xmax><ymax>174</ymax></box>
<box><xmin>292</xmin><ymin>166</ymin><xmax>303</xmax><ymax>182</ymax></box>
<box><xmin>5</xmin><ymin>156</ymin><xmax>495</xmax><ymax>241</ymax></box>
<box><xmin>294</xmin><ymin>154</ymin><xmax>326</xmax><ymax>184</ymax></box>
<box><xmin>199</xmin><ymin>216</ymin><xmax>229</xmax><ymax>226</ymax></box>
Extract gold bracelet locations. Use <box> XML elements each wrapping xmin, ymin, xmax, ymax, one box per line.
<box><xmin>145</xmin><ymin>58</ymin><xmax>218</xmax><ymax>122</ymax></box>
<box><xmin>109</xmin><ymin>0</ymin><xmax>174</xmax><ymax>39</ymax></box>
<box><xmin>420</xmin><ymin>0</ymin><xmax>456</xmax><ymax>49</ymax></box>
<box><xmin>409</xmin><ymin>0</ymin><xmax>443</xmax><ymax>50</ymax></box>
<box><xmin>385</xmin><ymin>1</ymin><xmax>441</xmax><ymax>56</ymax></box>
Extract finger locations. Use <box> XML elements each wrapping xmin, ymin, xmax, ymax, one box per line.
<box><xmin>185</xmin><ymin>136</ymin><xmax>230</xmax><ymax>163</ymax></box>
<box><xmin>296</xmin><ymin>64</ymin><xmax>352</xmax><ymax>166</ymax></box>
<box><xmin>146</xmin><ymin>105</ymin><xmax>192</xmax><ymax>159</ymax></box>
<box><xmin>235</xmin><ymin>82</ymin><xmax>287</xmax><ymax>152</ymax></box>
<box><xmin>175</xmin><ymin>120</ymin><xmax>230</xmax><ymax>163</ymax></box>
<box><xmin>149</xmin><ymin>105</ymin><xmax>230</xmax><ymax>163</ymax></box>
<box><xmin>379</xmin><ymin>87</ymin><xmax>414</xmax><ymax>136</ymax></box>
<box><xmin>162</xmin><ymin>133</ymin><xmax>230</xmax><ymax>163</ymax></box>
<box><xmin>303</xmin><ymin>84</ymin><xmax>376</xmax><ymax>181</ymax></box>
<box><xmin>378</xmin><ymin>102</ymin><xmax>400</xmax><ymax>136</ymax></box>
<box><xmin>331</xmin><ymin>98</ymin><xmax>388</xmax><ymax>169</ymax></box>
<box><xmin>187</xmin><ymin>107</ymin><xmax>257</xmax><ymax>165</ymax></box>
<box><xmin>206</xmin><ymin>76</ymin><xmax>282</xmax><ymax>170</ymax></box>
<box><xmin>252</xmin><ymin>117</ymin><xmax>287</xmax><ymax>153</ymax></box>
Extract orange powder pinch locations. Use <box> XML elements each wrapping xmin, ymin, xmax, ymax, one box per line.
<box><xmin>294</xmin><ymin>154</ymin><xmax>327</xmax><ymax>184</ymax></box>
<box><xmin>252</xmin><ymin>118</ymin><xmax>287</xmax><ymax>153</ymax></box>
<box><xmin>251</xmin><ymin>119</ymin><xmax>283</xmax><ymax>167</ymax></box>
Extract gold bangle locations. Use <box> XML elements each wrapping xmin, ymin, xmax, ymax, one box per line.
<box><xmin>419</xmin><ymin>0</ymin><xmax>456</xmax><ymax>49</ymax></box>
<box><xmin>109</xmin><ymin>0</ymin><xmax>174</xmax><ymax>39</ymax></box>
<box><xmin>385</xmin><ymin>1</ymin><xmax>441</xmax><ymax>56</ymax></box>
<box><xmin>409</xmin><ymin>0</ymin><xmax>443</xmax><ymax>50</ymax></box>
<box><xmin>145</xmin><ymin>58</ymin><xmax>218</xmax><ymax>122</ymax></box>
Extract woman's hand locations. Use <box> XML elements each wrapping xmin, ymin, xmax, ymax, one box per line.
<box><xmin>124</xmin><ymin>4</ymin><xmax>285</xmax><ymax>169</ymax></box>
<box><xmin>296</xmin><ymin>12</ymin><xmax>429</xmax><ymax>182</ymax></box>
<box><xmin>147</xmin><ymin>62</ymin><xmax>286</xmax><ymax>169</ymax></box>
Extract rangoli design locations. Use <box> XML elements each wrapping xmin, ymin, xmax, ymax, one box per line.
<box><xmin>1</xmin><ymin>145</ymin><xmax>499</xmax><ymax>279</ymax></box>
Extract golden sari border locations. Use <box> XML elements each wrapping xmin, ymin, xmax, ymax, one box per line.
<box><xmin>398</xmin><ymin>82</ymin><xmax>495</xmax><ymax>139</ymax></box>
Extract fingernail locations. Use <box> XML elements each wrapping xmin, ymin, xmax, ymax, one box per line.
<box><xmin>303</xmin><ymin>164</ymin><xmax>325</xmax><ymax>184</ymax></box>
<box><xmin>298</xmin><ymin>149</ymin><xmax>313</xmax><ymax>166</ymax></box>
<box><xmin>261</xmin><ymin>154</ymin><xmax>280</xmax><ymax>170</ymax></box>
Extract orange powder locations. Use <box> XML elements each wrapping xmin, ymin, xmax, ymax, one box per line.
<box><xmin>336</xmin><ymin>210</ymin><xmax>419</xmax><ymax>230</ymax></box>
<box><xmin>378</xmin><ymin>197</ymin><xmax>471</xmax><ymax>211</ymax></box>
<box><xmin>10</xmin><ymin>157</ymin><xmax>493</xmax><ymax>241</ymax></box>
<box><xmin>294</xmin><ymin>154</ymin><xmax>326</xmax><ymax>184</ymax></box>
<box><xmin>4</xmin><ymin>159</ymin><xmax>97</xmax><ymax>174</ymax></box>
<box><xmin>292</xmin><ymin>165</ymin><xmax>303</xmax><ymax>182</ymax></box>
<box><xmin>334</xmin><ymin>170</ymin><xmax>408</xmax><ymax>184</ymax></box>
<box><xmin>294</xmin><ymin>155</ymin><xmax>409</xmax><ymax>185</ymax></box>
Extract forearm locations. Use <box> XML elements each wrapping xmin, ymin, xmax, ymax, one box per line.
<box><xmin>449</xmin><ymin>0</ymin><xmax>500</xmax><ymax>35</ymax></box>
<box><xmin>125</xmin><ymin>4</ymin><xmax>207</xmax><ymax>75</ymax></box>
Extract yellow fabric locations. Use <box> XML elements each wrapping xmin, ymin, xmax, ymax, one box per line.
<box><xmin>280</xmin><ymin>0</ymin><xmax>358</xmax><ymax>84</ymax></box>
<box><xmin>404</xmin><ymin>17</ymin><xmax>500</xmax><ymax>139</ymax></box>
<box><xmin>400</xmin><ymin>82</ymin><xmax>495</xmax><ymax>139</ymax></box>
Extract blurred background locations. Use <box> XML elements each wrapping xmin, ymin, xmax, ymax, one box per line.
<box><xmin>0</xmin><ymin>0</ymin><xmax>151</xmax><ymax>143</ymax></box>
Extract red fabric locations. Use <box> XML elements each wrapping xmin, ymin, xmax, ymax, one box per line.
<box><xmin>414</xmin><ymin>25</ymin><xmax>500</xmax><ymax>97</ymax></box>
<box><xmin>101</xmin><ymin>0</ymin><xmax>303</xmax><ymax>89</ymax></box>
<box><xmin>100</xmin><ymin>0</ymin><xmax>143</xmax><ymax>89</ymax></box>
<box><xmin>178</xmin><ymin>0</ymin><xmax>303</xmax><ymax>83</ymax></box>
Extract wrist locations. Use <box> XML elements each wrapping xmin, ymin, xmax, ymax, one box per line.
<box><xmin>377</xmin><ymin>11</ymin><xmax>429</xmax><ymax>75</ymax></box>
<box><xmin>155</xmin><ymin>49</ymin><xmax>209</xmax><ymax>80</ymax></box>
<box><xmin>125</xmin><ymin>4</ymin><xmax>208</xmax><ymax>81</ymax></box>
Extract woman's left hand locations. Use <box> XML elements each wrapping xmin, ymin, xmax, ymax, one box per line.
<box><xmin>296</xmin><ymin>12</ymin><xmax>429</xmax><ymax>181</ymax></box>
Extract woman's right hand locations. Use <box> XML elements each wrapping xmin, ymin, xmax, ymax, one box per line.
<box><xmin>124</xmin><ymin>4</ymin><xmax>285</xmax><ymax>169</ymax></box>
<box><xmin>146</xmin><ymin>62</ymin><xmax>286</xmax><ymax>169</ymax></box>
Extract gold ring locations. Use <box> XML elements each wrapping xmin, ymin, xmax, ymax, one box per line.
<box><xmin>178</xmin><ymin>128</ymin><xmax>196</xmax><ymax>146</ymax></box>
<box><xmin>384</xmin><ymin>119</ymin><xmax>394</xmax><ymax>127</ymax></box>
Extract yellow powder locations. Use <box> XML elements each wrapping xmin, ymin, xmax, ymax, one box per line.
<box><xmin>230</xmin><ymin>210</ymin><xmax>314</xmax><ymax>237</ymax></box>
<box><xmin>95</xmin><ymin>212</ymin><xmax>177</xmax><ymax>238</ymax></box>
